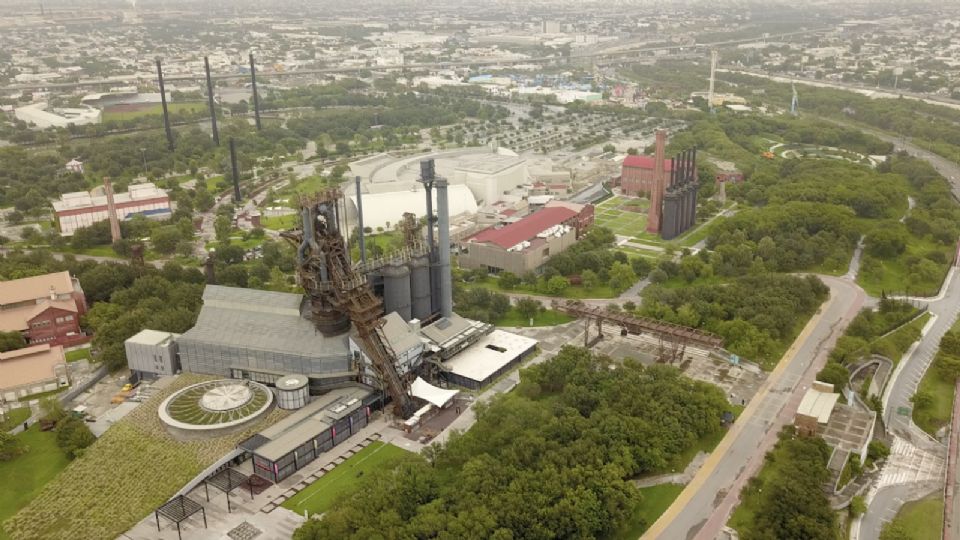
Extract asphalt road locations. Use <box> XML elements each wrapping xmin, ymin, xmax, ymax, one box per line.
<box><xmin>644</xmin><ymin>275</ymin><xmax>866</xmax><ymax>540</ymax></box>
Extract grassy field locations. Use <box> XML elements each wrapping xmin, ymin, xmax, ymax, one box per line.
<box><xmin>496</xmin><ymin>308</ymin><xmax>575</xmax><ymax>327</ymax></box>
<box><xmin>0</xmin><ymin>408</ymin><xmax>31</xmax><ymax>432</ymax></box>
<box><xmin>465</xmin><ymin>277</ymin><xmax>619</xmax><ymax>299</ymax></box>
<box><xmin>281</xmin><ymin>442</ymin><xmax>420</xmax><ymax>517</ymax></box>
<box><xmin>260</xmin><ymin>213</ymin><xmax>299</xmax><ymax>231</ymax></box>
<box><xmin>595</xmin><ymin>196</ymin><xmax>650</xmax><ymax>237</ymax></box>
<box><xmin>204</xmin><ymin>175</ymin><xmax>226</xmax><ymax>194</ymax></box>
<box><xmin>64</xmin><ymin>348</ymin><xmax>92</xmax><ymax>363</ymax></box>
<box><xmin>102</xmin><ymin>101</ymin><xmax>205</xmax><ymax>123</ymax></box>
<box><xmin>614</xmin><ymin>484</ymin><xmax>685</xmax><ymax>539</ymax></box>
<box><xmin>883</xmin><ymin>494</ymin><xmax>944</xmax><ymax>540</ymax></box>
<box><xmin>0</xmin><ymin>426</ymin><xmax>69</xmax><ymax>540</ymax></box>
<box><xmin>877</xmin><ymin>312</ymin><xmax>932</xmax><ymax>367</ymax></box>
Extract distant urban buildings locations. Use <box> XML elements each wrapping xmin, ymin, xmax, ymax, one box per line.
<box><xmin>52</xmin><ymin>182</ymin><xmax>171</xmax><ymax>236</ymax></box>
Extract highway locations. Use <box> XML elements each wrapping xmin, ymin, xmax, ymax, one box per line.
<box><xmin>644</xmin><ymin>275</ymin><xmax>867</xmax><ymax>540</ymax></box>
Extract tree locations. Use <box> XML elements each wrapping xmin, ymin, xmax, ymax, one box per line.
<box><xmin>0</xmin><ymin>431</ymin><xmax>25</xmax><ymax>461</ymax></box>
<box><xmin>498</xmin><ymin>272</ymin><xmax>520</xmax><ymax>290</ymax></box>
<box><xmin>866</xmin><ymin>224</ymin><xmax>909</xmax><ymax>259</ymax></box>
<box><xmin>580</xmin><ymin>269</ymin><xmax>598</xmax><ymax>289</ymax></box>
<box><xmin>608</xmin><ymin>261</ymin><xmax>637</xmax><ymax>293</ymax></box>
<box><xmin>848</xmin><ymin>495</ymin><xmax>866</xmax><ymax>517</ymax></box>
<box><xmin>214</xmin><ymin>215</ymin><xmax>232</xmax><ymax>244</ymax></box>
<box><xmin>150</xmin><ymin>225</ymin><xmax>181</xmax><ymax>255</ymax></box>
<box><xmin>0</xmin><ymin>330</ymin><xmax>26</xmax><ymax>352</ymax></box>
<box><xmin>816</xmin><ymin>362</ymin><xmax>850</xmax><ymax>393</ymax></box>
<box><xmin>910</xmin><ymin>390</ymin><xmax>933</xmax><ymax>410</ymax></box>
<box><xmin>544</xmin><ymin>275</ymin><xmax>569</xmax><ymax>296</ymax></box>
<box><xmin>515</xmin><ymin>298</ymin><xmax>542</xmax><ymax>322</ymax></box>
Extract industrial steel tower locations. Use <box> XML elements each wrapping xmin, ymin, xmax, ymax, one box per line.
<box><xmin>646</xmin><ymin>130</ymin><xmax>667</xmax><ymax>234</ymax></box>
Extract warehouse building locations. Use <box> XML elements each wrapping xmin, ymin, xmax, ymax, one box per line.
<box><xmin>53</xmin><ymin>182</ymin><xmax>171</xmax><ymax>236</ymax></box>
<box><xmin>452</xmin><ymin>154</ymin><xmax>528</xmax><ymax>206</ymax></box>
<box><xmin>459</xmin><ymin>206</ymin><xmax>580</xmax><ymax>275</ymax></box>
<box><xmin>0</xmin><ymin>344</ymin><xmax>68</xmax><ymax>402</ymax></box>
<box><xmin>176</xmin><ymin>286</ymin><xmax>354</xmax><ymax>391</ymax></box>
<box><xmin>240</xmin><ymin>386</ymin><xmax>378</xmax><ymax>483</ymax></box>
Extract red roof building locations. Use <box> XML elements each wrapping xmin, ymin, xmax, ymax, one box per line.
<box><xmin>460</xmin><ymin>206</ymin><xmax>581</xmax><ymax>275</ymax></box>
<box><xmin>621</xmin><ymin>155</ymin><xmax>674</xmax><ymax>197</ymax></box>
<box><xmin>0</xmin><ymin>272</ymin><xmax>89</xmax><ymax>348</ymax></box>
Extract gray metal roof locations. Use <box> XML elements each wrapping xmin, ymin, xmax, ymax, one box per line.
<box><xmin>177</xmin><ymin>285</ymin><xmax>349</xmax><ymax>358</ymax></box>
<box><xmin>254</xmin><ymin>386</ymin><xmax>372</xmax><ymax>461</ymax></box>
<box><xmin>380</xmin><ymin>312</ymin><xmax>423</xmax><ymax>353</ymax></box>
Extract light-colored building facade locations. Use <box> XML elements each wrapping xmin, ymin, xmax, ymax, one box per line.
<box><xmin>53</xmin><ymin>182</ymin><xmax>171</xmax><ymax>236</ymax></box>
<box><xmin>0</xmin><ymin>344</ymin><xmax>68</xmax><ymax>401</ymax></box>
<box><xmin>124</xmin><ymin>329</ymin><xmax>179</xmax><ymax>377</ymax></box>
<box><xmin>459</xmin><ymin>206</ymin><xmax>579</xmax><ymax>275</ymax></box>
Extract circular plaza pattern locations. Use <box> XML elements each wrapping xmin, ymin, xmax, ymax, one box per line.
<box><xmin>159</xmin><ymin>380</ymin><xmax>273</xmax><ymax>431</ymax></box>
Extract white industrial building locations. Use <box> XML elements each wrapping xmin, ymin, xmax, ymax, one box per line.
<box><xmin>124</xmin><ymin>329</ymin><xmax>179</xmax><ymax>378</ymax></box>
<box><xmin>346</xmin><ymin>184</ymin><xmax>478</xmax><ymax>231</ymax></box>
<box><xmin>452</xmin><ymin>154</ymin><xmax>528</xmax><ymax>206</ymax></box>
<box><xmin>14</xmin><ymin>102</ymin><xmax>101</xmax><ymax>129</ymax></box>
<box><xmin>53</xmin><ymin>182</ymin><xmax>172</xmax><ymax>236</ymax></box>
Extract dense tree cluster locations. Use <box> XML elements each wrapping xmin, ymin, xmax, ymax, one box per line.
<box><xmin>294</xmin><ymin>346</ymin><xmax>730</xmax><ymax>540</ymax></box>
<box><xmin>640</xmin><ymin>273</ymin><xmax>828</xmax><ymax>362</ymax></box>
<box><xmin>452</xmin><ymin>286</ymin><xmax>511</xmax><ymax>323</ymax></box>
<box><xmin>707</xmin><ymin>202</ymin><xmax>859</xmax><ymax>273</ymax></box>
<box><xmin>736</xmin><ymin>427</ymin><xmax>837</xmax><ymax>540</ymax></box>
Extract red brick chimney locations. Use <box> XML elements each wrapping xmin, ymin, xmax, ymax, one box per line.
<box><xmin>646</xmin><ymin>130</ymin><xmax>667</xmax><ymax>234</ymax></box>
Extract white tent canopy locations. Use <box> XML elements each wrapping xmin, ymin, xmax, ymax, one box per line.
<box><xmin>410</xmin><ymin>377</ymin><xmax>459</xmax><ymax>408</ymax></box>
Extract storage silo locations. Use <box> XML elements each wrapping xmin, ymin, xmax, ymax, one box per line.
<box><xmin>382</xmin><ymin>261</ymin><xmax>412</xmax><ymax>320</ymax></box>
<box><xmin>409</xmin><ymin>254</ymin><xmax>432</xmax><ymax>321</ymax></box>
<box><xmin>275</xmin><ymin>374</ymin><xmax>309</xmax><ymax>410</ymax></box>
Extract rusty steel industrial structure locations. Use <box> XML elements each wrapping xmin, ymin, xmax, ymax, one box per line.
<box><xmin>203</xmin><ymin>56</ymin><xmax>220</xmax><ymax>146</ymax></box>
<box><xmin>282</xmin><ymin>188</ymin><xmax>415</xmax><ymax>418</ymax></box>
<box><xmin>155</xmin><ymin>58</ymin><xmax>174</xmax><ymax>150</ymax></box>
<box><xmin>553</xmin><ymin>300</ymin><xmax>723</xmax><ymax>350</ymax></box>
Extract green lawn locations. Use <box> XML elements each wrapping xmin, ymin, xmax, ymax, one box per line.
<box><xmin>0</xmin><ymin>426</ymin><xmax>69</xmax><ymax>540</ymax></box>
<box><xmin>595</xmin><ymin>196</ymin><xmax>651</xmax><ymax>237</ymax></box>
<box><xmin>206</xmin><ymin>235</ymin><xmax>264</xmax><ymax>250</ymax></box>
<box><xmin>205</xmin><ymin>175</ymin><xmax>226</xmax><ymax>194</ymax></box>
<box><xmin>281</xmin><ymin>442</ymin><xmax>420</xmax><ymax>516</ymax></box>
<box><xmin>882</xmin><ymin>494</ymin><xmax>944</xmax><ymax>540</ymax></box>
<box><xmin>496</xmin><ymin>308</ymin><xmax>575</xmax><ymax>327</ymax></box>
<box><xmin>614</xmin><ymin>484</ymin><xmax>685</xmax><ymax>539</ymax></box>
<box><xmin>913</xmin><ymin>317</ymin><xmax>960</xmax><ymax>436</ymax></box>
<box><xmin>64</xmin><ymin>348</ymin><xmax>92</xmax><ymax>363</ymax></box>
<box><xmin>466</xmin><ymin>278</ymin><xmax>619</xmax><ymax>299</ymax></box>
<box><xmin>351</xmin><ymin>231</ymin><xmax>405</xmax><ymax>262</ymax></box>
<box><xmin>102</xmin><ymin>101</ymin><xmax>205</xmax><ymax>122</ymax></box>
<box><xmin>876</xmin><ymin>312</ymin><xmax>931</xmax><ymax>367</ymax></box>
<box><xmin>0</xmin><ymin>408</ymin><xmax>31</xmax><ymax>432</ymax></box>
<box><xmin>260</xmin><ymin>213</ymin><xmax>299</xmax><ymax>231</ymax></box>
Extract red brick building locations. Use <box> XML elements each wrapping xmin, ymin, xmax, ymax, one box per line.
<box><xmin>620</xmin><ymin>154</ymin><xmax>674</xmax><ymax>197</ymax></box>
<box><xmin>0</xmin><ymin>272</ymin><xmax>89</xmax><ymax>348</ymax></box>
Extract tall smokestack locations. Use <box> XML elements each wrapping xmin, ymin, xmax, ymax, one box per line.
<box><xmin>229</xmin><ymin>138</ymin><xmax>241</xmax><ymax>203</ymax></box>
<box><xmin>204</xmin><ymin>56</ymin><xmax>220</xmax><ymax>146</ymax></box>
<box><xmin>436</xmin><ymin>177</ymin><xmax>452</xmax><ymax>318</ymax></box>
<box><xmin>249</xmin><ymin>53</ymin><xmax>262</xmax><ymax>131</ymax></box>
<box><xmin>156</xmin><ymin>59</ymin><xmax>174</xmax><ymax>150</ymax></box>
<box><xmin>646</xmin><ymin>130</ymin><xmax>667</xmax><ymax>234</ymax></box>
<box><xmin>420</xmin><ymin>159</ymin><xmax>438</xmax><ymax>315</ymax></box>
<box><xmin>103</xmin><ymin>177</ymin><xmax>122</xmax><ymax>243</ymax></box>
<box><xmin>355</xmin><ymin>176</ymin><xmax>366</xmax><ymax>264</ymax></box>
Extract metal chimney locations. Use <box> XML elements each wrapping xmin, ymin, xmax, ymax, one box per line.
<box><xmin>229</xmin><ymin>138</ymin><xmax>241</xmax><ymax>203</ymax></box>
<box><xmin>103</xmin><ymin>177</ymin><xmax>122</xmax><ymax>243</ymax></box>
<box><xmin>419</xmin><ymin>159</ymin><xmax>438</xmax><ymax>315</ymax></box>
<box><xmin>204</xmin><ymin>56</ymin><xmax>220</xmax><ymax>146</ymax></box>
<box><xmin>435</xmin><ymin>177</ymin><xmax>453</xmax><ymax>318</ymax></box>
<box><xmin>355</xmin><ymin>176</ymin><xmax>366</xmax><ymax>264</ymax></box>
<box><xmin>249</xmin><ymin>53</ymin><xmax>262</xmax><ymax>131</ymax></box>
<box><xmin>155</xmin><ymin>58</ymin><xmax>174</xmax><ymax>150</ymax></box>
